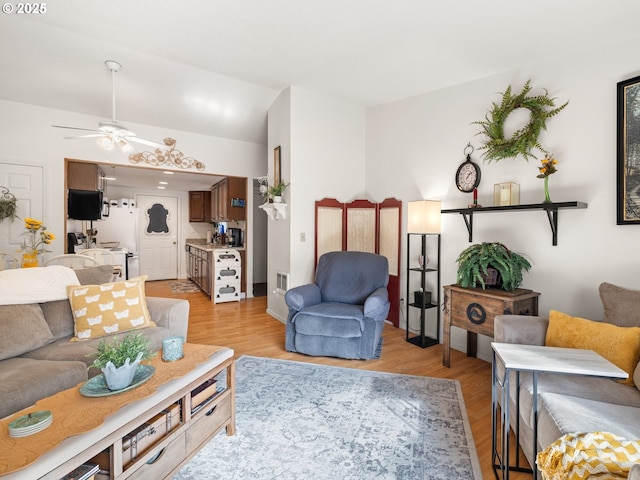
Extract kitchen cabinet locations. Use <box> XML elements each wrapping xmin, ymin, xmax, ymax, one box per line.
<box><xmin>186</xmin><ymin>244</ymin><xmax>212</xmax><ymax>296</ymax></box>
<box><xmin>211</xmin><ymin>177</ymin><xmax>246</xmax><ymax>221</ymax></box>
<box><xmin>67</xmin><ymin>160</ymin><xmax>105</xmax><ymax>191</ymax></box>
<box><xmin>189</xmin><ymin>191</ymin><xmax>212</xmax><ymax>222</ymax></box>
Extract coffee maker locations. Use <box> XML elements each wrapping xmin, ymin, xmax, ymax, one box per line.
<box><xmin>67</xmin><ymin>232</ymin><xmax>86</xmax><ymax>253</ymax></box>
<box><xmin>226</xmin><ymin>228</ymin><xmax>243</xmax><ymax>247</ymax></box>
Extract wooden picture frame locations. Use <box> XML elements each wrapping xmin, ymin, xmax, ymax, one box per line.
<box><xmin>617</xmin><ymin>75</ymin><xmax>640</xmax><ymax>224</ymax></box>
<box><xmin>273</xmin><ymin>146</ymin><xmax>281</xmax><ymax>185</ymax></box>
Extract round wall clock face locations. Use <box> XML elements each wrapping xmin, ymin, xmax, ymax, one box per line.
<box><xmin>455</xmin><ymin>161</ymin><xmax>481</xmax><ymax>193</ymax></box>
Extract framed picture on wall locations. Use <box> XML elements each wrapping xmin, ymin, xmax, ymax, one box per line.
<box><xmin>617</xmin><ymin>75</ymin><xmax>640</xmax><ymax>225</ymax></box>
<box><xmin>274</xmin><ymin>146</ymin><xmax>281</xmax><ymax>185</ymax></box>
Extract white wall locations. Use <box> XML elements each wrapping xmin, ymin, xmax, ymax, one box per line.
<box><xmin>0</xmin><ymin>99</ymin><xmax>266</xmax><ymax>286</ymax></box>
<box><xmin>266</xmin><ymin>87</ymin><xmax>366</xmax><ymax>321</ymax></box>
<box><xmin>366</xmin><ymin>39</ymin><xmax>640</xmax><ymax>361</ymax></box>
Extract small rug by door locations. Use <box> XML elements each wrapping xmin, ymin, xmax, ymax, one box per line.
<box><xmin>169</xmin><ymin>280</ymin><xmax>201</xmax><ymax>294</ymax></box>
<box><xmin>173</xmin><ymin>356</ymin><xmax>481</xmax><ymax>480</ymax></box>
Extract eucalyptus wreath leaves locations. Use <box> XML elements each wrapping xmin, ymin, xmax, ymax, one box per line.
<box><xmin>474</xmin><ymin>80</ymin><xmax>568</xmax><ymax>162</ymax></box>
<box><xmin>0</xmin><ymin>186</ymin><xmax>17</xmax><ymax>222</ymax></box>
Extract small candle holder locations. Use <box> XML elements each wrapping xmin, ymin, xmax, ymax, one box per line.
<box><xmin>162</xmin><ymin>336</ymin><xmax>184</xmax><ymax>362</ymax></box>
<box><xmin>494</xmin><ymin>182</ymin><xmax>520</xmax><ymax>206</ymax></box>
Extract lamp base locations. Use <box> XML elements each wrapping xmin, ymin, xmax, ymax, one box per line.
<box><xmin>406</xmin><ymin>335</ymin><xmax>439</xmax><ymax>348</ymax></box>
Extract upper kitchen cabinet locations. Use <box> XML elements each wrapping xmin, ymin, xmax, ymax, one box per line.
<box><xmin>211</xmin><ymin>177</ymin><xmax>247</xmax><ymax>221</ymax></box>
<box><xmin>189</xmin><ymin>190</ymin><xmax>212</xmax><ymax>222</ymax></box>
<box><xmin>67</xmin><ymin>160</ymin><xmax>105</xmax><ymax>191</ymax></box>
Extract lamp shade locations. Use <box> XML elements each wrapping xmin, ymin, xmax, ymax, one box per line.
<box><xmin>407</xmin><ymin>200</ymin><xmax>441</xmax><ymax>233</ymax></box>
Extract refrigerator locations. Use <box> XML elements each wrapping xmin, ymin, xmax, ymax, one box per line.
<box><xmin>95</xmin><ymin>206</ymin><xmax>140</xmax><ymax>278</ymax></box>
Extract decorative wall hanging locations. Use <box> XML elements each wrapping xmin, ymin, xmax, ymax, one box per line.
<box><xmin>617</xmin><ymin>75</ymin><xmax>640</xmax><ymax>224</ymax></box>
<box><xmin>129</xmin><ymin>138</ymin><xmax>205</xmax><ymax>171</ymax></box>
<box><xmin>274</xmin><ymin>146</ymin><xmax>281</xmax><ymax>185</ymax></box>
<box><xmin>0</xmin><ymin>186</ymin><xmax>17</xmax><ymax>222</ymax></box>
<box><xmin>474</xmin><ymin>80</ymin><xmax>568</xmax><ymax>162</ymax></box>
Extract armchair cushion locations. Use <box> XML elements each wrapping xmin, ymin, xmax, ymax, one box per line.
<box><xmin>293</xmin><ymin>303</ymin><xmax>364</xmax><ymax>338</ymax></box>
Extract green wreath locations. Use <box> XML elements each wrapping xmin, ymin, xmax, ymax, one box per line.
<box><xmin>474</xmin><ymin>80</ymin><xmax>568</xmax><ymax>162</ymax></box>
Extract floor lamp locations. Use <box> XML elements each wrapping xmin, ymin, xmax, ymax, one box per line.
<box><xmin>406</xmin><ymin>200</ymin><xmax>441</xmax><ymax>347</ymax></box>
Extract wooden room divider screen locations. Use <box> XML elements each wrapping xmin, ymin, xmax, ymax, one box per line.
<box><xmin>315</xmin><ymin>197</ymin><xmax>402</xmax><ymax>327</ymax></box>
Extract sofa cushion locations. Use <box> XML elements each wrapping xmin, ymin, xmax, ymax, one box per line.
<box><xmin>0</xmin><ymin>357</ymin><xmax>87</xmax><ymax>419</ymax></box>
<box><xmin>0</xmin><ymin>304</ymin><xmax>54</xmax><ymax>361</ymax></box>
<box><xmin>24</xmin><ymin>327</ymin><xmax>168</xmax><ymax>376</ymax></box>
<box><xmin>73</xmin><ymin>265</ymin><xmax>115</xmax><ymax>285</ymax></box>
<box><xmin>67</xmin><ymin>276</ymin><xmax>155</xmax><ymax>341</ymax></box>
<box><xmin>40</xmin><ymin>300</ymin><xmax>75</xmax><ymax>340</ymax></box>
<box><xmin>537</xmin><ymin>392</ymin><xmax>640</xmax><ymax>454</ymax></box>
<box><xmin>545</xmin><ymin>310</ymin><xmax>640</xmax><ymax>385</ymax></box>
<box><xmin>599</xmin><ymin>282</ymin><xmax>640</xmax><ymax>328</ymax></box>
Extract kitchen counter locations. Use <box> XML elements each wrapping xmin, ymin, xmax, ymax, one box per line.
<box><xmin>185</xmin><ymin>240</ymin><xmax>245</xmax><ymax>252</ymax></box>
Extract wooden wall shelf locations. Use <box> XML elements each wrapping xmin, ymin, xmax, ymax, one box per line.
<box><xmin>441</xmin><ymin>201</ymin><xmax>587</xmax><ymax>246</ymax></box>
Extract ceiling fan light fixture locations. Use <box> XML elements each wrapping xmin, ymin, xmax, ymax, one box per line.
<box><xmin>97</xmin><ymin>136</ymin><xmax>114</xmax><ymax>151</ymax></box>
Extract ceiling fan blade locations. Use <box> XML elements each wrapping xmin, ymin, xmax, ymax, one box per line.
<box><xmin>52</xmin><ymin>125</ymin><xmax>102</xmax><ymax>133</ymax></box>
<box><xmin>126</xmin><ymin>137</ymin><xmax>166</xmax><ymax>149</ymax></box>
<box><xmin>63</xmin><ymin>134</ymin><xmax>106</xmax><ymax>139</ymax></box>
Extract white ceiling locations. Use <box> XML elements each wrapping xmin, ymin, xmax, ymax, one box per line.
<box><xmin>2</xmin><ymin>0</ymin><xmax>640</xmax><ymax>147</ymax></box>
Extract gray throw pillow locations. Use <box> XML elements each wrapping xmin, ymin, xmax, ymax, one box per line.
<box><xmin>599</xmin><ymin>282</ymin><xmax>640</xmax><ymax>328</ymax></box>
<box><xmin>0</xmin><ymin>304</ymin><xmax>54</xmax><ymax>360</ymax></box>
<box><xmin>73</xmin><ymin>265</ymin><xmax>114</xmax><ymax>285</ymax></box>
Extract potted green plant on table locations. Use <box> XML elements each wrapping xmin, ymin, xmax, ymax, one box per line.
<box><xmin>455</xmin><ymin>242</ymin><xmax>532</xmax><ymax>292</ymax></box>
<box><xmin>89</xmin><ymin>332</ymin><xmax>155</xmax><ymax>391</ymax></box>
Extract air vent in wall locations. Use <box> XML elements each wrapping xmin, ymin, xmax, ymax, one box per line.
<box><xmin>276</xmin><ymin>272</ymin><xmax>289</xmax><ymax>294</ymax></box>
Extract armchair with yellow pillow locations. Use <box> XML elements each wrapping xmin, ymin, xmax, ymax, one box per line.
<box><xmin>0</xmin><ymin>265</ymin><xmax>189</xmax><ymax>419</ymax></box>
<box><xmin>494</xmin><ymin>282</ymin><xmax>640</xmax><ymax>479</ymax></box>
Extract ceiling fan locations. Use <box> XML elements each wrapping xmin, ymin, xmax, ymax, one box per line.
<box><xmin>53</xmin><ymin>60</ymin><xmax>164</xmax><ymax>152</ymax></box>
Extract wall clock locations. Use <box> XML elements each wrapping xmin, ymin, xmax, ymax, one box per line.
<box><xmin>455</xmin><ymin>144</ymin><xmax>481</xmax><ymax>193</ymax></box>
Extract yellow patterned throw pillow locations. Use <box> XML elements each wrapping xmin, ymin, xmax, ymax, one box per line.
<box><xmin>537</xmin><ymin>431</ymin><xmax>640</xmax><ymax>480</ymax></box>
<box><xmin>67</xmin><ymin>276</ymin><xmax>155</xmax><ymax>341</ymax></box>
<box><xmin>545</xmin><ymin>310</ymin><xmax>640</xmax><ymax>386</ymax></box>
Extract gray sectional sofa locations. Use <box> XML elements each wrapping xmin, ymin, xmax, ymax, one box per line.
<box><xmin>0</xmin><ymin>265</ymin><xmax>189</xmax><ymax>419</ymax></box>
<box><xmin>494</xmin><ymin>282</ymin><xmax>640</xmax><ymax>477</ymax></box>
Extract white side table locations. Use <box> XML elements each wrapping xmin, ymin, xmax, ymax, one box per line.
<box><xmin>491</xmin><ymin>342</ymin><xmax>628</xmax><ymax>479</ymax></box>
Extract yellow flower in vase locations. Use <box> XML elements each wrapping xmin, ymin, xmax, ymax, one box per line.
<box><xmin>536</xmin><ymin>156</ymin><xmax>558</xmax><ymax>203</ymax></box>
<box><xmin>20</xmin><ymin>217</ymin><xmax>55</xmax><ymax>267</ymax></box>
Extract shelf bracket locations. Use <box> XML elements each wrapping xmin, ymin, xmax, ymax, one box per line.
<box><xmin>460</xmin><ymin>211</ymin><xmax>473</xmax><ymax>242</ymax></box>
<box><xmin>545</xmin><ymin>206</ymin><xmax>559</xmax><ymax>246</ymax></box>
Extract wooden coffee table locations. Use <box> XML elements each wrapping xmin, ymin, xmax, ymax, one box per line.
<box><xmin>0</xmin><ymin>344</ymin><xmax>235</xmax><ymax>480</ymax></box>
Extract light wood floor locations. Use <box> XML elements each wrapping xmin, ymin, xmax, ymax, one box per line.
<box><xmin>146</xmin><ymin>280</ymin><xmax>532</xmax><ymax>479</ymax></box>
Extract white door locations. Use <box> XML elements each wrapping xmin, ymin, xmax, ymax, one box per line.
<box><xmin>0</xmin><ymin>163</ymin><xmax>44</xmax><ymax>255</ymax></box>
<box><xmin>136</xmin><ymin>194</ymin><xmax>178</xmax><ymax>281</ymax></box>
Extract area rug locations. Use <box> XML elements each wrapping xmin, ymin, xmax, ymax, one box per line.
<box><xmin>173</xmin><ymin>356</ymin><xmax>481</xmax><ymax>480</ymax></box>
<box><xmin>169</xmin><ymin>280</ymin><xmax>201</xmax><ymax>293</ymax></box>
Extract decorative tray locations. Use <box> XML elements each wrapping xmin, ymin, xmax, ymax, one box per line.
<box><xmin>79</xmin><ymin>365</ymin><xmax>155</xmax><ymax>397</ymax></box>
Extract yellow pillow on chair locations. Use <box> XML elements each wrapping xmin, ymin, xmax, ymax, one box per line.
<box><xmin>545</xmin><ymin>310</ymin><xmax>640</xmax><ymax>386</ymax></box>
<box><xmin>67</xmin><ymin>276</ymin><xmax>155</xmax><ymax>341</ymax></box>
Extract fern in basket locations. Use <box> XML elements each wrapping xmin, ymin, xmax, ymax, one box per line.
<box><xmin>455</xmin><ymin>242</ymin><xmax>531</xmax><ymax>292</ymax></box>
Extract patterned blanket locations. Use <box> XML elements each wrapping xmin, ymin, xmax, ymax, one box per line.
<box><xmin>537</xmin><ymin>431</ymin><xmax>640</xmax><ymax>480</ymax></box>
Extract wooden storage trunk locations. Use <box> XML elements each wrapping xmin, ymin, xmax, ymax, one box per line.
<box><xmin>122</xmin><ymin>403</ymin><xmax>181</xmax><ymax>467</ymax></box>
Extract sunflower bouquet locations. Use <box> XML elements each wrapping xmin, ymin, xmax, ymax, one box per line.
<box><xmin>20</xmin><ymin>218</ymin><xmax>55</xmax><ymax>267</ymax></box>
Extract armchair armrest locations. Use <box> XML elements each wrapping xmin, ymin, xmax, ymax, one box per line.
<box><xmin>285</xmin><ymin>284</ymin><xmax>322</xmax><ymax>311</ymax></box>
<box><xmin>146</xmin><ymin>297</ymin><xmax>189</xmax><ymax>339</ymax></box>
<box><xmin>364</xmin><ymin>287</ymin><xmax>390</xmax><ymax>321</ymax></box>
<box><xmin>494</xmin><ymin>314</ymin><xmax>549</xmax><ymax>346</ymax></box>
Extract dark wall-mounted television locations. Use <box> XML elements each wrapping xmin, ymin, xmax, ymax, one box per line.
<box><xmin>68</xmin><ymin>189</ymin><xmax>103</xmax><ymax>220</ymax></box>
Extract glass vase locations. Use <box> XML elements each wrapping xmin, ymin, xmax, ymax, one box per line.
<box><xmin>543</xmin><ymin>176</ymin><xmax>551</xmax><ymax>203</ymax></box>
<box><xmin>21</xmin><ymin>250</ymin><xmax>39</xmax><ymax>268</ymax></box>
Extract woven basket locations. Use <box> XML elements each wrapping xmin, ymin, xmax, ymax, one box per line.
<box><xmin>481</xmin><ymin>267</ymin><xmax>501</xmax><ymax>287</ymax></box>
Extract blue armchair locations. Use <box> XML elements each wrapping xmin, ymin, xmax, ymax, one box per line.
<box><xmin>285</xmin><ymin>251</ymin><xmax>390</xmax><ymax>359</ymax></box>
